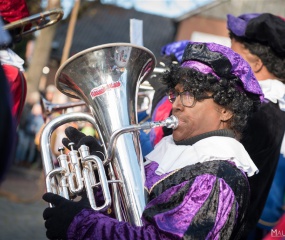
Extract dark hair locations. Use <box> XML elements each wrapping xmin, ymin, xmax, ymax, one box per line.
<box><xmin>229</xmin><ymin>32</ymin><xmax>285</xmax><ymax>83</ymax></box>
<box><xmin>162</xmin><ymin>65</ymin><xmax>260</xmax><ymax>138</ymax></box>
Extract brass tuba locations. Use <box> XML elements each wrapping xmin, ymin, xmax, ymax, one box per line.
<box><xmin>40</xmin><ymin>43</ymin><xmax>178</xmax><ymax>226</ymax></box>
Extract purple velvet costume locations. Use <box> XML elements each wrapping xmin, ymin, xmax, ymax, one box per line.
<box><xmin>64</xmin><ymin>42</ymin><xmax>261</xmax><ymax>239</ymax></box>
<box><xmin>67</xmin><ymin>159</ymin><xmax>249</xmax><ymax>240</ymax></box>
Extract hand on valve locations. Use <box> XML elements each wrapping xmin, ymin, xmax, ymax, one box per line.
<box><xmin>62</xmin><ymin>126</ymin><xmax>105</xmax><ymax>161</ymax></box>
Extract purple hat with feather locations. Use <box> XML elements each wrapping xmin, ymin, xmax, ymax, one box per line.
<box><xmin>181</xmin><ymin>42</ymin><xmax>264</xmax><ymax>101</ymax></box>
<box><xmin>227</xmin><ymin>13</ymin><xmax>285</xmax><ymax>57</ymax></box>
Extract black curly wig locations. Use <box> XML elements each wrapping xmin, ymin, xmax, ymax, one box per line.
<box><xmin>161</xmin><ymin>64</ymin><xmax>260</xmax><ymax>139</ymax></box>
<box><xmin>229</xmin><ymin>32</ymin><xmax>285</xmax><ymax>83</ymax></box>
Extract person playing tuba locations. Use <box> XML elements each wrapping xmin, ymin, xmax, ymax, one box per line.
<box><xmin>42</xmin><ymin>42</ymin><xmax>263</xmax><ymax>240</ymax></box>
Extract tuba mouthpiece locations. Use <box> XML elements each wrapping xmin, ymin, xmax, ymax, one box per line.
<box><xmin>163</xmin><ymin>115</ymin><xmax>178</xmax><ymax>129</ymax></box>
<box><xmin>142</xmin><ymin>115</ymin><xmax>178</xmax><ymax>130</ymax></box>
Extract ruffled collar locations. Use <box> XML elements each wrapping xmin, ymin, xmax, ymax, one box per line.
<box><xmin>145</xmin><ymin>134</ymin><xmax>258</xmax><ymax>177</ymax></box>
<box><xmin>0</xmin><ymin>48</ymin><xmax>25</xmax><ymax>71</ymax></box>
<box><xmin>258</xmin><ymin>79</ymin><xmax>285</xmax><ymax>111</ymax></box>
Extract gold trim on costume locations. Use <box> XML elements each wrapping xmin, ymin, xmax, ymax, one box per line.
<box><xmin>144</xmin><ymin>169</ymin><xmax>181</xmax><ymax>194</ymax></box>
<box><xmin>258</xmin><ymin>218</ymin><xmax>279</xmax><ymax>227</ymax></box>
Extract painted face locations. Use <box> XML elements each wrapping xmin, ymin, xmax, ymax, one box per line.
<box><xmin>171</xmin><ymin>83</ymin><xmax>229</xmax><ymax>141</ymax></box>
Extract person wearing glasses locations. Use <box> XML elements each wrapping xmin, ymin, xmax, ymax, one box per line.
<box><xmin>146</xmin><ymin>40</ymin><xmax>189</xmax><ymax>148</ymax></box>
<box><xmin>42</xmin><ymin>42</ymin><xmax>263</xmax><ymax>240</ymax></box>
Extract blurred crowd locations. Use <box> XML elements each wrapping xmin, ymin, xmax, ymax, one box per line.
<box><xmin>13</xmin><ymin>83</ymin><xmax>97</xmax><ymax>169</ymax></box>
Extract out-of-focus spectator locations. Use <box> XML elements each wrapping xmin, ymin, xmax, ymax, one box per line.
<box><xmin>45</xmin><ymin>84</ymin><xmax>57</xmax><ymax>102</ymax></box>
<box><xmin>25</xmin><ymin>103</ymin><xmax>44</xmax><ymax>167</ymax></box>
<box><xmin>80</xmin><ymin>122</ymin><xmax>96</xmax><ymax>137</ymax></box>
<box><xmin>0</xmin><ymin>0</ymin><xmax>31</xmax><ymax>124</ymax></box>
<box><xmin>0</xmin><ymin>16</ymin><xmax>16</xmax><ymax>183</ymax></box>
<box><xmin>15</xmin><ymin>91</ymin><xmax>40</xmax><ymax>166</ymax></box>
<box><xmin>0</xmin><ymin>60</ymin><xmax>16</xmax><ymax>183</ymax></box>
<box><xmin>227</xmin><ymin>13</ymin><xmax>285</xmax><ymax>239</ymax></box>
<box><xmin>263</xmin><ymin>213</ymin><xmax>285</xmax><ymax>240</ymax></box>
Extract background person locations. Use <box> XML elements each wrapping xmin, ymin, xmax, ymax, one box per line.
<box><xmin>227</xmin><ymin>13</ymin><xmax>285</xmax><ymax>238</ymax></box>
<box><xmin>42</xmin><ymin>42</ymin><xmax>263</xmax><ymax>240</ymax></box>
<box><xmin>0</xmin><ymin>0</ymin><xmax>31</xmax><ymax>124</ymax></box>
<box><xmin>15</xmin><ymin>91</ymin><xmax>40</xmax><ymax>166</ymax></box>
<box><xmin>0</xmin><ymin>16</ymin><xmax>16</xmax><ymax>183</ymax></box>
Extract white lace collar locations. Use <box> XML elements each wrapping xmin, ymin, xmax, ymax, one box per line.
<box><xmin>258</xmin><ymin>79</ymin><xmax>285</xmax><ymax>111</ymax></box>
<box><xmin>145</xmin><ymin>135</ymin><xmax>258</xmax><ymax>177</ymax></box>
<box><xmin>0</xmin><ymin>48</ymin><xmax>25</xmax><ymax>71</ymax></box>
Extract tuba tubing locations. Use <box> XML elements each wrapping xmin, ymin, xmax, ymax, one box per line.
<box><xmin>4</xmin><ymin>8</ymin><xmax>64</xmax><ymax>37</ymax></box>
<box><xmin>41</xmin><ymin>112</ymin><xmax>111</xmax><ymax>211</ymax></box>
<box><xmin>41</xmin><ymin>112</ymin><xmax>178</xmax><ymax>223</ymax></box>
<box><xmin>40</xmin><ymin>96</ymin><xmax>86</xmax><ymax>121</ymax></box>
<box><xmin>105</xmin><ymin>115</ymin><xmax>178</xmax><ymax>164</ymax></box>
<box><xmin>41</xmin><ymin>112</ymin><xmax>103</xmax><ymax>178</ymax></box>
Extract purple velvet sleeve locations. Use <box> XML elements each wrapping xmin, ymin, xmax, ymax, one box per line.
<box><xmin>67</xmin><ymin>210</ymin><xmax>172</xmax><ymax>240</ymax></box>
<box><xmin>67</xmin><ymin>174</ymin><xmax>237</xmax><ymax>239</ymax></box>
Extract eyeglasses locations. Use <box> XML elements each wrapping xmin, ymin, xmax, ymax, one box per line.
<box><xmin>167</xmin><ymin>89</ymin><xmax>213</xmax><ymax>108</ymax></box>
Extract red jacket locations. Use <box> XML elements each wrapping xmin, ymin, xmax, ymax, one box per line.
<box><xmin>2</xmin><ymin>64</ymin><xmax>27</xmax><ymax>124</ymax></box>
<box><xmin>0</xmin><ymin>0</ymin><xmax>30</xmax><ymax>23</ymax></box>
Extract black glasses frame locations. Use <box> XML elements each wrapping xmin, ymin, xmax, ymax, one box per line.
<box><xmin>167</xmin><ymin>89</ymin><xmax>213</xmax><ymax>108</ymax></box>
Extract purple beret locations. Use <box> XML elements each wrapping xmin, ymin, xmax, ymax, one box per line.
<box><xmin>227</xmin><ymin>13</ymin><xmax>285</xmax><ymax>57</ymax></box>
<box><xmin>181</xmin><ymin>42</ymin><xmax>264</xmax><ymax>101</ymax></box>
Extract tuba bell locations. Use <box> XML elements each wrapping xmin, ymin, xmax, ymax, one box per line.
<box><xmin>40</xmin><ymin>43</ymin><xmax>178</xmax><ymax>226</ymax></box>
